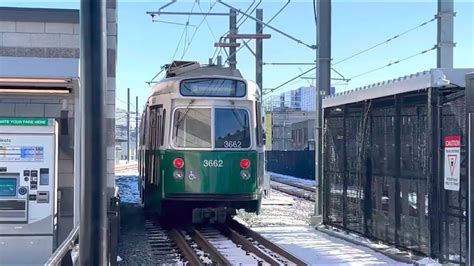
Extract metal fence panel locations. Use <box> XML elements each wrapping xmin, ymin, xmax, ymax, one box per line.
<box><xmin>323</xmin><ymin>88</ymin><xmax>467</xmax><ymax>263</ymax></box>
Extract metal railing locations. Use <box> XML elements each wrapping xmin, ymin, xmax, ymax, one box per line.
<box><xmin>45</xmin><ymin>225</ymin><xmax>79</xmax><ymax>266</ymax></box>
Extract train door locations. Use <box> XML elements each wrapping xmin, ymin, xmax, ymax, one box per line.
<box><xmin>149</xmin><ymin>105</ymin><xmax>164</xmax><ymax>188</ymax></box>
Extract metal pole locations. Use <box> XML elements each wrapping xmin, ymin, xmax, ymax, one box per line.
<box><xmin>256</xmin><ymin>9</ymin><xmax>263</xmax><ymax>94</ymax></box>
<box><xmin>79</xmin><ymin>0</ymin><xmax>107</xmax><ymax>264</ymax></box>
<box><xmin>127</xmin><ymin>88</ymin><xmax>130</xmax><ymax>162</ymax></box>
<box><xmin>135</xmin><ymin>96</ymin><xmax>139</xmax><ymax>161</ymax></box>
<box><xmin>229</xmin><ymin>9</ymin><xmax>237</xmax><ymax>69</ymax></box>
<box><xmin>313</xmin><ymin>0</ymin><xmax>331</xmax><ymax>223</ymax></box>
<box><xmin>217</xmin><ymin>0</ymin><xmax>316</xmax><ymax>50</ymax></box>
<box><xmin>436</xmin><ymin>0</ymin><xmax>454</xmax><ymax>68</ymax></box>
<box><xmin>466</xmin><ymin>72</ymin><xmax>474</xmax><ymax>265</ymax></box>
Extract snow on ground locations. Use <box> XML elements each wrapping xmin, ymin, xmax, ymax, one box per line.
<box><xmin>253</xmin><ymin>226</ymin><xmax>407</xmax><ymax>265</ymax></box>
<box><xmin>237</xmin><ymin>188</ymin><xmax>408</xmax><ymax>265</ymax></box>
<box><xmin>116</xmin><ymin>170</ymin><xmax>412</xmax><ymax>265</ymax></box>
<box><xmin>200</xmin><ymin>228</ymin><xmax>263</xmax><ymax>265</ymax></box>
<box><xmin>267</xmin><ymin>171</ymin><xmax>315</xmax><ymax>186</ymax></box>
<box><xmin>416</xmin><ymin>257</ymin><xmax>440</xmax><ymax>265</ymax></box>
<box><xmin>236</xmin><ymin>189</ymin><xmax>314</xmax><ymax>226</ymax></box>
<box><xmin>116</xmin><ymin>175</ymin><xmax>140</xmax><ymax>204</ymax></box>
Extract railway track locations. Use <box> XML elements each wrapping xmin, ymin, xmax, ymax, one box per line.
<box><xmin>270</xmin><ymin>178</ymin><xmax>316</xmax><ymax>202</ymax></box>
<box><xmin>144</xmin><ymin>216</ymin><xmax>307</xmax><ymax>265</ymax></box>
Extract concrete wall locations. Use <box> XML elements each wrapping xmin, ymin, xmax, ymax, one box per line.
<box><xmin>0</xmin><ymin>5</ymin><xmax>117</xmax><ymax>243</ymax></box>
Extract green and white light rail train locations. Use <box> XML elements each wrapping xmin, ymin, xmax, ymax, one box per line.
<box><xmin>138</xmin><ymin>62</ymin><xmax>264</xmax><ymax>223</ymax></box>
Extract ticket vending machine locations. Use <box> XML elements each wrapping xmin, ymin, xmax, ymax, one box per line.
<box><xmin>0</xmin><ymin>117</ymin><xmax>58</xmax><ymax>264</ymax></box>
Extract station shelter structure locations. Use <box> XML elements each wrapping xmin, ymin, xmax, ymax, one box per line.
<box><xmin>322</xmin><ymin>68</ymin><xmax>474</xmax><ymax>264</ymax></box>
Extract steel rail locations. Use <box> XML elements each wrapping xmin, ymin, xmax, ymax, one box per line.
<box><xmin>217</xmin><ymin>224</ymin><xmax>281</xmax><ymax>266</ymax></box>
<box><xmin>271</xmin><ymin>178</ymin><xmax>316</xmax><ymax>193</ymax></box>
<box><xmin>168</xmin><ymin>229</ymin><xmax>203</xmax><ymax>266</ymax></box>
<box><xmin>271</xmin><ymin>182</ymin><xmax>316</xmax><ymax>202</ymax></box>
<box><xmin>187</xmin><ymin>227</ymin><xmax>231</xmax><ymax>265</ymax></box>
<box><xmin>227</xmin><ymin>219</ymin><xmax>308</xmax><ymax>265</ymax></box>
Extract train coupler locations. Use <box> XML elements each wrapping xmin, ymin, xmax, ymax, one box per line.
<box><xmin>192</xmin><ymin>207</ymin><xmax>235</xmax><ymax>224</ymax></box>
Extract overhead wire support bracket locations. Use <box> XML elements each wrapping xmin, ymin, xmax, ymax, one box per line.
<box><xmin>152</xmin><ymin>19</ymin><xmax>197</xmax><ymax>27</ymax></box>
<box><xmin>227</xmin><ymin>33</ymin><xmax>271</xmax><ymax>39</ymax></box>
<box><xmin>215</xmin><ymin>42</ymin><xmax>241</xmax><ymax>47</ymax></box>
<box><xmin>216</xmin><ymin>0</ymin><xmax>317</xmax><ymax>50</ymax></box>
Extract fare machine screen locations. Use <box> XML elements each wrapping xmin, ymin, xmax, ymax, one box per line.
<box><xmin>0</xmin><ymin>121</ymin><xmax>58</xmax><ymax>264</ymax></box>
<box><xmin>0</xmin><ymin>177</ymin><xmax>18</xmax><ymax>196</ymax></box>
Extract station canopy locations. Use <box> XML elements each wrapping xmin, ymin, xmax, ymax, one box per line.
<box><xmin>0</xmin><ymin>57</ymin><xmax>79</xmax><ymax>94</ymax></box>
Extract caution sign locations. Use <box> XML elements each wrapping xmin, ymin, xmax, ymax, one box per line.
<box><xmin>444</xmin><ymin>136</ymin><xmax>461</xmax><ymax>191</ymax></box>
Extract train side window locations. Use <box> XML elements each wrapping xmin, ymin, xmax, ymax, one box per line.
<box><xmin>255</xmin><ymin>101</ymin><xmax>263</xmax><ymax>146</ymax></box>
<box><xmin>161</xmin><ymin>109</ymin><xmax>166</xmax><ymax>146</ymax></box>
<box><xmin>149</xmin><ymin>108</ymin><xmax>157</xmax><ymax>149</ymax></box>
<box><xmin>150</xmin><ymin>106</ymin><xmax>164</xmax><ymax>149</ymax></box>
<box><xmin>141</xmin><ymin>107</ymin><xmax>147</xmax><ymax>146</ymax></box>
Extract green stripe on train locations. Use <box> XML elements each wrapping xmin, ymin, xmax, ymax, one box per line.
<box><xmin>162</xmin><ymin>150</ymin><xmax>259</xmax><ymax>195</ymax></box>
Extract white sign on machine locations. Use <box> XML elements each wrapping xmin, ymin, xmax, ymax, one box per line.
<box><xmin>0</xmin><ymin>118</ymin><xmax>58</xmax><ymax>265</ymax></box>
<box><xmin>444</xmin><ymin>135</ymin><xmax>461</xmax><ymax>191</ymax></box>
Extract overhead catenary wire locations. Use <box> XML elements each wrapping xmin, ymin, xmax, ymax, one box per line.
<box><xmin>181</xmin><ymin>1</ymin><xmax>218</xmax><ymax>58</ymax></box>
<box><xmin>265</xmin><ymin>15</ymin><xmax>437</xmax><ymax>97</ymax></box>
<box><xmin>264</xmin><ymin>66</ymin><xmax>317</xmax><ymax>97</ymax></box>
<box><xmin>149</xmin><ymin>1</ymin><xmax>195</xmax><ymax>81</ymax></box>
<box><xmin>237</xmin><ymin>0</ymin><xmax>261</xmax><ymax>27</ymax></box>
<box><xmin>223</xmin><ymin>0</ymin><xmax>291</xmax><ymax>64</ymax></box>
<box><xmin>347</xmin><ymin>45</ymin><xmax>437</xmax><ymax>81</ymax></box>
<box><xmin>180</xmin><ymin>1</ymin><xmax>197</xmax><ymax>59</ymax></box>
<box><xmin>266</xmin><ymin>45</ymin><xmax>437</xmax><ymax>98</ymax></box>
<box><xmin>332</xmin><ymin>17</ymin><xmax>437</xmax><ymax>66</ymax></box>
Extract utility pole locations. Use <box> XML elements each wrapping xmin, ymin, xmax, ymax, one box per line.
<box><xmin>127</xmin><ymin>88</ymin><xmax>130</xmax><ymax>163</ymax></box>
<box><xmin>256</xmin><ymin>9</ymin><xmax>263</xmax><ymax>93</ymax></box>
<box><xmin>79</xmin><ymin>0</ymin><xmax>107</xmax><ymax>264</ymax></box>
<box><xmin>229</xmin><ymin>9</ymin><xmax>238</xmax><ymax>69</ymax></box>
<box><xmin>466</xmin><ymin>72</ymin><xmax>474</xmax><ymax>265</ymax></box>
<box><xmin>135</xmin><ymin>96</ymin><xmax>139</xmax><ymax>161</ymax></box>
<box><xmin>436</xmin><ymin>0</ymin><xmax>454</xmax><ymax>69</ymax></box>
<box><xmin>312</xmin><ymin>0</ymin><xmax>331</xmax><ymax>225</ymax></box>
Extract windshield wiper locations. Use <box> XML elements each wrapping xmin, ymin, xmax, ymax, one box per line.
<box><xmin>174</xmin><ymin>100</ymin><xmax>194</xmax><ymax>136</ymax></box>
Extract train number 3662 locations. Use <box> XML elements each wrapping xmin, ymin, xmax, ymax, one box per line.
<box><xmin>223</xmin><ymin>141</ymin><xmax>242</xmax><ymax>148</ymax></box>
<box><xmin>203</xmin><ymin>160</ymin><xmax>224</xmax><ymax>167</ymax></box>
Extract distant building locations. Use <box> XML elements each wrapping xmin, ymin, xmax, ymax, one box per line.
<box><xmin>282</xmin><ymin>88</ymin><xmax>301</xmax><ymax>110</ymax></box>
<box><xmin>268</xmin><ymin>110</ymin><xmax>315</xmax><ymax>151</ymax></box>
<box><xmin>300</xmin><ymin>86</ymin><xmax>336</xmax><ymax>112</ymax></box>
<box><xmin>115</xmin><ymin>107</ymin><xmax>139</xmax><ymax>162</ymax></box>
<box><xmin>290</xmin><ymin>119</ymin><xmax>315</xmax><ymax>150</ymax></box>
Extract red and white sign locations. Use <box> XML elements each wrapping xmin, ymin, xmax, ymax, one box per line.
<box><xmin>444</xmin><ymin>136</ymin><xmax>461</xmax><ymax>191</ymax></box>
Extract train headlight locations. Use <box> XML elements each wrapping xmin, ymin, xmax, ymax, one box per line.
<box><xmin>240</xmin><ymin>170</ymin><xmax>251</xmax><ymax>180</ymax></box>
<box><xmin>173</xmin><ymin>169</ymin><xmax>184</xmax><ymax>180</ymax></box>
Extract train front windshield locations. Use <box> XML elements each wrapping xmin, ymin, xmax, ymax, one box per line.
<box><xmin>173</xmin><ymin>108</ymin><xmax>251</xmax><ymax>149</ymax></box>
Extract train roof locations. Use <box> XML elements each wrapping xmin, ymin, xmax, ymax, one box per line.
<box><xmin>148</xmin><ymin>62</ymin><xmax>260</xmax><ymax>100</ymax></box>
<box><xmin>322</xmin><ymin>68</ymin><xmax>474</xmax><ymax>108</ymax></box>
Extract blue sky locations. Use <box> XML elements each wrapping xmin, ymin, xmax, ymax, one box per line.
<box><xmin>2</xmin><ymin>0</ymin><xmax>473</xmax><ymax>111</ymax></box>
